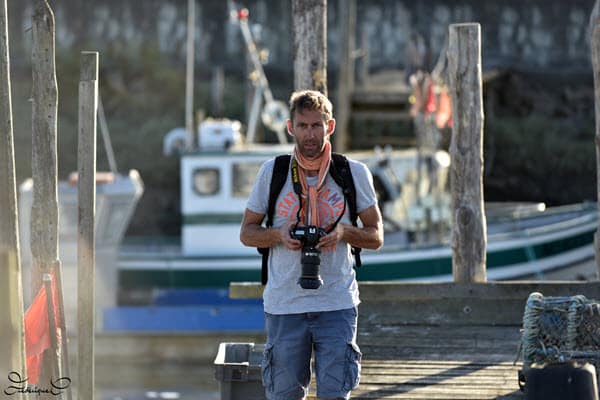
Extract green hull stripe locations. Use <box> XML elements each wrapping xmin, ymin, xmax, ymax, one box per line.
<box><xmin>119</xmin><ymin>230</ymin><xmax>594</xmax><ymax>289</ymax></box>
<box><xmin>183</xmin><ymin>213</ymin><xmax>244</xmax><ymax>225</ymax></box>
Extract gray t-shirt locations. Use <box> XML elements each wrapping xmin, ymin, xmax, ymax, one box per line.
<box><xmin>246</xmin><ymin>156</ymin><xmax>378</xmax><ymax>314</ymax></box>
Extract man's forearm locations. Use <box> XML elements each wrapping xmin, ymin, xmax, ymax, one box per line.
<box><xmin>341</xmin><ymin>223</ymin><xmax>383</xmax><ymax>250</ymax></box>
<box><xmin>240</xmin><ymin>224</ymin><xmax>282</xmax><ymax>248</ymax></box>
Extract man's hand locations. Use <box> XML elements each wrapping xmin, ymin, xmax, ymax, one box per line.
<box><xmin>315</xmin><ymin>205</ymin><xmax>384</xmax><ymax>251</ymax></box>
<box><xmin>316</xmin><ymin>223</ymin><xmax>346</xmax><ymax>249</ymax></box>
<box><xmin>281</xmin><ymin>221</ymin><xmax>302</xmax><ymax>250</ymax></box>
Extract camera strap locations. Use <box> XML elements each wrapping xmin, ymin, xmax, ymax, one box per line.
<box><xmin>291</xmin><ymin>157</ymin><xmax>346</xmax><ymax>234</ymax></box>
<box><xmin>290</xmin><ymin>157</ymin><xmax>304</xmax><ymax>229</ymax></box>
<box><xmin>259</xmin><ymin>153</ymin><xmax>363</xmax><ymax>285</ymax></box>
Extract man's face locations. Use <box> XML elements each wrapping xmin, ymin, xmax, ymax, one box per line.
<box><xmin>287</xmin><ymin>109</ymin><xmax>335</xmax><ymax>160</ymax></box>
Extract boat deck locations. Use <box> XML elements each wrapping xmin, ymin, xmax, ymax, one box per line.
<box><xmin>231</xmin><ymin>281</ymin><xmax>600</xmax><ymax>400</ymax></box>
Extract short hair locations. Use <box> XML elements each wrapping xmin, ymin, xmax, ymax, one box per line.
<box><xmin>288</xmin><ymin>90</ymin><xmax>333</xmax><ymax>123</ymax></box>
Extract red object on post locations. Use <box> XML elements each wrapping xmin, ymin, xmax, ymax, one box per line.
<box><xmin>24</xmin><ymin>272</ymin><xmax>60</xmax><ymax>385</ymax></box>
<box><xmin>238</xmin><ymin>8</ymin><xmax>249</xmax><ymax>20</ymax></box>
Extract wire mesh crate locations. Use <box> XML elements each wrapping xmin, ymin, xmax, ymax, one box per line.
<box><xmin>521</xmin><ymin>292</ymin><xmax>600</xmax><ymax>372</ymax></box>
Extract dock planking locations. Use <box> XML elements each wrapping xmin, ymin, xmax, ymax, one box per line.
<box><xmin>302</xmin><ymin>324</ymin><xmax>523</xmax><ymax>399</ymax></box>
<box><xmin>349</xmin><ymin>324</ymin><xmax>523</xmax><ymax>399</ymax></box>
<box><xmin>231</xmin><ymin>281</ymin><xmax>600</xmax><ymax>400</ymax></box>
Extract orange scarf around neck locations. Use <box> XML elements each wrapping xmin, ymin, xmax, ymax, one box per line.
<box><xmin>293</xmin><ymin>141</ymin><xmax>332</xmax><ymax>227</ymax></box>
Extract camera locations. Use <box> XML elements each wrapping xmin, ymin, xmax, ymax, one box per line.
<box><xmin>289</xmin><ymin>225</ymin><xmax>327</xmax><ymax>289</ymax></box>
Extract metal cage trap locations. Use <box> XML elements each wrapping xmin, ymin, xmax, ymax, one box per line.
<box><xmin>520</xmin><ymin>292</ymin><xmax>600</xmax><ymax>371</ymax></box>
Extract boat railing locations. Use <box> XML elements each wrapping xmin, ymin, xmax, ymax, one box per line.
<box><xmin>487</xmin><ymin>209</ymin><xmax>597</xmax><ymax>243</ymax></box>
<box><xmin>371</xmin><ymin>203</ymin><xmax>597</xmax><ymax>254</ymax></box>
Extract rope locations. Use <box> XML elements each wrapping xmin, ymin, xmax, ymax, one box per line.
<box><xmin>522</xmin><ymin>292</ymin><xmax>544</xmax><ymax>367</ymax></box>
<box><xmin>520</xmin><ymin>293</ymin><xmax>600</xmax><ymax>370</ymax></box>
<box><xmin>567</xmin><ymin>295</ymin><xmax>586</xmax><ymax>351</ymax></box>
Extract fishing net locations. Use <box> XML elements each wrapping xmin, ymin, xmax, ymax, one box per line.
<box><xmin>521</xmin><ymin>292</ymin><xmax>600</xmax><ymax>373</ymax></box>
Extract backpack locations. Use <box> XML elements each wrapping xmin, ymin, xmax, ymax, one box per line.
<box><xmin>257</xmin><ymin>153</ymin><xmax>362</xmax><ymax>285</ymax></box>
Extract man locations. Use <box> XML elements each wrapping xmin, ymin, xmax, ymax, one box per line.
<box><xmin>240</xmin><ymin>90</ymin><xmax>383</xmax><ymax>400</ymax></box>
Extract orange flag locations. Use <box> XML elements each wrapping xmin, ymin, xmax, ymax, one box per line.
<box><xmin>436</xmin><ymin>87</ymin><xmax>452</xmax><ymax>129</ymax></box>
<box><xmin>24</xmin><ymin>273</ymin><xmax>60</xmax><ymax>385</ymax></box>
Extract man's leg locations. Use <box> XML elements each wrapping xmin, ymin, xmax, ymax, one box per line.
<box><xmin>263</xmin><ymin>312</ymin><xmax>313</xmax><ymax>400</ymax></box>
<box><xmin>310</xmin><ymin>308</ymin><xmax>361</xmax><ymax>400</ymax></box>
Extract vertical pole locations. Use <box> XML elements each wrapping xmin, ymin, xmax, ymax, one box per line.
<box><xmin>356</xmin><ymin>28</ymin><xmax>369</xmax><ymax>87</ymax></box>
<box><xmin>590</xmin><ymin>0</ymin><xmax>600</xmax><ymax>279</ymax></box>
<box><xmin>335</xmin><ymin>0</ymin><xmax>355</xmax><ymax>152</ymax></box>
<box><xmin>97</xmin><ymin>95</ymin><xmax>118</xmax><ymax>175</ymax></box>
<box><xmin>0</xmin><ymin>252</ymin><xmax>24</xmax><ymax>400</ymax></box>
<box><xmin>185</xmin><ymin>0</ymin><xmax>195</xmax><ymax>150</ymax></box>
<box><xmin>31</xmin><ymin>0</ymin><xmax>59</xmax><ymax>297</ymax></box>
<box><xmin>245</xmin><ymin>50</ymin><xmax>254</xmax><ymax>132</ymax></box>
<box><xmin>77</xmin><ymin>51</ymin><xmax>98</xmax><ymax>400</ymax></box>
<box><xmin>447</xmin><ymin>23</ymin><xmax>487</xmax><ymax>283</ymax></box>
<box><xmin>31</xmin><ymin>0</ymin><xmax>63</xmax><ymax>384</ymax></box>
<box><xmin>246</xmin><ymin>86</ymin><xmax>263</xmax><ymax>144</ymax></box>
<box><xmin>292</xmin><ymin>0</ymin><xmax>327</xmax><ymax>94</ymax></box>
<box><xmin>211</xmin><ymin>65</ymin><xmax>225</xmax><ymax>117</ymax></box>
<box><xmin>0</xmin><ymin>0</ymin><xmax>25</xmax><ymax>390</ymax></box>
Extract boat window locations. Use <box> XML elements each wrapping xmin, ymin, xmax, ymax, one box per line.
<box><xmin>232</xmin><ymin>162</ymin><xmax>262</xmax><ymax>198</ymax></box>
<box><xmin>192</xmin><ymin>168</ymin><xmax>220</xmax><ymax>196</ymax></box>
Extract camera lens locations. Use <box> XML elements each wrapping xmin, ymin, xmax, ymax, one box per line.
<box><xmin>298</xmin><ymin>247</ymin><xmax>323</xmax><ymax>290</ymax></box>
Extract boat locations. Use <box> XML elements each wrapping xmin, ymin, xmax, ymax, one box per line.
<box><xmin>104</xmin><ymin>118</ymin><xmax>597</xmax><ymax>332</ymax></box>
<box><xmin>118</xmin><ymin>124</ymin><xmax>596</xmax><ymax>292</ymax></box>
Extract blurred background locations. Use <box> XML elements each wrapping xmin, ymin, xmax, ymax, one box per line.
<box><xmin>6</xmin><ymin>0</ymin><xmax>597</xmax><ymax>239</ymax></box>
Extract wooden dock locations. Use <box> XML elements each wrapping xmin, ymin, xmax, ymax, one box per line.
<box><xmin>352</xmin><ymin>324</ymin><xmax>522</xmax><ymax>399</ymax></box>
<box><xmin>231</xmin><ymin>281</ymin><xmax>600</xmax><ymax>400</ymax></box>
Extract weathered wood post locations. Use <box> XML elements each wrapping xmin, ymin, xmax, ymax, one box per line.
<box><xmin>447</xmin><ymin>23</ymin><xmax>487</xmax><ymax>283</ymax></box>
<box><xmin>292</xmin><ymin>0</ymin><xmax>327</xmax><ymax>94</ymax></box>
<box><xmin>335</xmin><ymin>0</ymin><xmax>356</xmax><ymax>152</ymax></box>
<box><xmin>0</xmin><ymin>0</ymin><xmax>26</xmax><ymax>388</ymax></box>
<box><xmin>31</xmin><ymin>1</ymin><xmax>66</xmax><ymax>387</ymax></box>
<box><xmin>77</xmin><ymin>51</ymin><xmax>98</xmax><ymax>400</ymax></box>
<box><xmin>185</xmin><ymin>0</ymin><xmax>195</xmax><ymax>149</ymax></box>
<box><xmin>31</xmin><ymin>0</ymin><xmax>59</xmax><ymax>295</ymax></box>
<box><xmin>590</xmin><ymin>0</ymin><xmax>600</xmax><ymax>279</ymax></box>
<box><xmin>211</xmin><ymin>65</ymin><xmax>224</xmax><ymax>117</ymax></box>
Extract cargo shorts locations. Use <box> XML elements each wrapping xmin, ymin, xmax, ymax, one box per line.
<box><xmin>261</xmin><ymin>307</ymin><xmax>362</xmax><ymax>400</ymax></box>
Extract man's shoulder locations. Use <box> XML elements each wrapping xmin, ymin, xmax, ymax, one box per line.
<box><xmin>344</xmin><ymin>157</ymin><xmax>370</xmax><ymax>177</ymax></box>
<box><xmin>264</xmin><ymin>154</ymin><xmax>293</xmax><ymax>172</ymax></box>
<box><xmin>267</xmin><ymin>154</ymin><xmax>293</xmax><ymax>165</ymax></box>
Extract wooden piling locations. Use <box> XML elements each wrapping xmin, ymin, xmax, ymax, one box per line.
<box><xmin>0</xmin><ymin>252</ymin><xmax>25</xmax><ymax>399</ymax></box>
<box><xmin>211</xmin><ymin>65</ymin><xmax>224</xmax><ymax>117</ymax></box>
<box><xmin>292</xmin><ymin>0</ymin><xmax>327</xmax><ymax>94</ymax></box>
<box><xmin>447</xmin><ymin>23</ymin><xmax>487</xmax><ymax>283</ymax></box>
<box><xmin>31</xmin><ymin>0</ymin><xmax>63</xmax><ymax>386</ymax></box>
<box><xmin>31</xmin><ymin>0</ymin><xmax>59</xmax><ymax>288</ymax></box>
<box><xmin>0</xmin><ymin>0</ymin><xmax>26</xmax><ymax>387</ymax></box>
<box><xmin>77</xmin><ymin>51</ymin><xmax>98</xmax><ymax>400</ymax></box>
<box><xmin>335</xmin><ymin>0</ymin><xmax>356</xmax><ymax>152</ymax></box>
<box><xmin>590</xmin><ymin>0</ymin><xmax>600</xmax><ymax>280</ymax></box>
<box><xmin>185</xmin><ymin>0</ymin><xmax>195</xmax><ymax>150</ymax></box>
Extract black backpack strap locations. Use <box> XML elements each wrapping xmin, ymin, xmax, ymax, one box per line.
<box><xmin>258</xmin><ymin>154</ymin><xmax>291</xmax><ymax>285</ymax></box>
<box><xmin>329</xmin><ymin>153</ymin><xmax>362</xmax><ymax>268</ymax></box>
